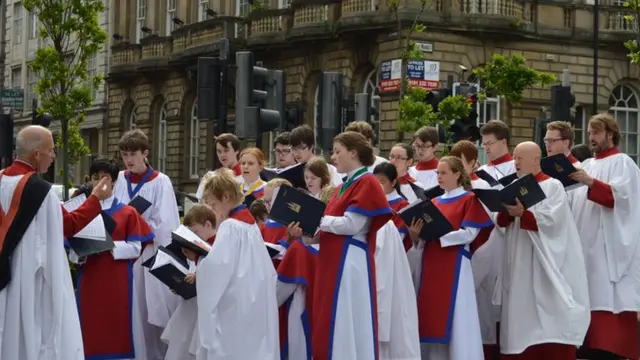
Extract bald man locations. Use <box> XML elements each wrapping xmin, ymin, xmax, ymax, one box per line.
<box><xmin>0</xmin><ymin>125</ymin><xmax>86</xmax><ymax>359</ymax></box>
<box><xmin>494</xmin><ymin>142</ymin><xmax>590</xmax><ymax>360</ymax></box>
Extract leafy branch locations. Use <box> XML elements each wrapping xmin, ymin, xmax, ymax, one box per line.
<box><xmin>623</xmin><ymin>0</ymin><xmax>640</xmax><ymax>64</ymax></box>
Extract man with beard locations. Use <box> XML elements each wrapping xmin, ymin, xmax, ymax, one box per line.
<box><xmin>569</xmin><ymin>113</ymin><xmax>640</xmax><ymax>360</ymax></box>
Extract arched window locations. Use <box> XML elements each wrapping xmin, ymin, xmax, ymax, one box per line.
<box><xmin>129</xmin><ymin>107</ymin><xmax>137</xmax><ymax>130</ymax></box>
<box><xmin>189</xmin><ymin>100</ymin><xmax>200</xmax><ymax>179</ymax></box>
<box><xmin>362</xmin><ymin>68</ymin><xmax>379</xmax><ymax>123</ymax></box>
<box><xmin>608</xmin><ymin>84</ymin><xmax>640</xmax><ymax>163</ymax></box>
<box><xmin>157</xmin><ymin>103</ymin><xmax>168</xmax><ymax>172</ymax></box>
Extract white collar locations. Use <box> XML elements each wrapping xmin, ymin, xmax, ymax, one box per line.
<box><xmin>386</xmin><ymin>189</ymin><xmax>402</xmax><ymax>202</ymax></box>
<box><xmin>442</xmin><ymin>186</ymin><xmax>466</xmax><ymax>199</ymax></box>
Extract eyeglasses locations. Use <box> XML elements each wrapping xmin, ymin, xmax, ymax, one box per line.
<box><xmin>543</xmin><ymin>138</ymin><xmax>564</xmax><ymax>144</ymax></box>
<box><xmin>413</xmin><ymin>143</ymin><xmax>432</xmax><ymax>151</ymax></box>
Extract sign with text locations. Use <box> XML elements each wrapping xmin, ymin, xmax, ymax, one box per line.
<box><xmin>378</xmin><ymin>59</ymin><xmax>440</xmax><ymax>92</ymax></box>
<box><xmin>1</xmin><ymin>89</ymin><xmax>24</xmax><ymax>110</ymax></box>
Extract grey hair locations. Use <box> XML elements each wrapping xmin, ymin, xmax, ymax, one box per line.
<box><xmin>15</xmin><ymin>125</ymin><xmax>48</xmax><ymax>158</ymax></box>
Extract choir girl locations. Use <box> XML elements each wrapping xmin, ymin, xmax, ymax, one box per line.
<box><xmin>373</xmin><ymin>162</ymin><xmax>411</xmax><ymax>249</ymax></box>
<box><xmin>388</xmin><ymin>142</ymin><xmax>426</xmax><ymax>203</ymax></box>
<box><xmin>261</xmin><ymin>178</ymin><xmax>293</xmax><ymax>245</ymax></box>
<box><xmin>239</xmin><ymin>147</ymin><xmax>267</xmax><ymax>200</ymax></box>
<box><xmin>304</xmin><ymin>156</ymin><xmax>336</xmax><ymax>201</ymax></box>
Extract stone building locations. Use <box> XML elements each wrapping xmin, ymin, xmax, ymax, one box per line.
<box><xmin>106</xmin><ymin>0</ymin><xmax>639</xmax><ymax>193</ymax></box>
<box><xmin>3</xmin><ymin>0</ymin><xmax>112</xmax><ymax>183</ymax></box>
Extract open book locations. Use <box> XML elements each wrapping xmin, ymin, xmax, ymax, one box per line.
<box><xmin>398</xmin><ymin>199</ymin><xmax>453</xmax><ymax>241</ymax></box>
<box><xmin>63</xmin><ymin>194</ymin><xmax>114</xmax><ymax>257</ymax></box>
<box><xmin>171</xmin><ymin>225</ymin><xmax>212</xmax><ymax>256</ymax></box>
<box><xmin>148</xmin><ymin>246</ymin><xmax>196</xmax><ymax>299</ymax></box>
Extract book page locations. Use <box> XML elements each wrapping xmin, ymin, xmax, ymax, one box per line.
<box><xmin>152</xmin><ymin>249</ymin><xmax>190</xmax><ymax>274</ymax></box>
<box><xmin>173</xmin><ymin>225</ymin><xmax>212</xmax><ymax>252</ymax></box>
<box><xmin>63</xmin><ymin>194</ymin><xmax>87</xmax><ymax>212</ymax></box>
<box><xmin>75</xmin><ymin>214</ymin><xmax>107</xmax><ymax>241</ymax></box>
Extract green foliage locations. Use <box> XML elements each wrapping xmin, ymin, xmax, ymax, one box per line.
<box><xmin>623</xmin><ymin>0</ymin><xmax>640</xmax><ymax>64</ymax></box>
<box><xmin>250</xmin><ymin>0</ymin><xmax>270</xmax><ymax>12</ymax></box>
<box><xmin>24</xmin><ymin>0</ymin><xmax>107</xmax><ymax>179</ymax></box>
<box><xmin>472</xmin><ymin>54</ymin><xmax>556</xmax><ymax>103</ymax></box>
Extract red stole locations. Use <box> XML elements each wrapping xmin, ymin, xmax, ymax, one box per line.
<box><xmin>277</xmin><ymin>240</ymin><xmax>318</xmax><ymax>359</ymax></box>
<box><xmin>488</xmin><ymin>153</ymin><xmax>513</xmax><ymax>166</ymax></box>
<box><xmin>229</xmin><ymin>204</ymin><xmax>256</xmax><ymax>224</ymax></box>
<box><xmin>397</xmin><ymin>173</ymin><xmax>416</xmax><ymax>185</ymax></box>
<box><xmin>312</xmin><ymin>173</ymin><xmax>392</xmax><ymax>360</ymax></box>
<box><xmin>417</xmin><ymin>192</ymin><xmax>493</xmax><ymax>343</ymax></box>
<box><xmin>595</xmin><ymin>146</ymin><xmax>620</xmax><ymax>159</ymax></box>
<box><xmin>78</xmin><ymin>201</ymin><xmax>154</xmax><ymax>358</ymax></box>
<box><xmin>0</xmin><ymin>170</ymin><xmax>34</xmax><ymax>252</ymax></box>
<box><xmin>415</xmin><ymin>158</ymin><xmax>439</xmax><ymax>171</ymax></box>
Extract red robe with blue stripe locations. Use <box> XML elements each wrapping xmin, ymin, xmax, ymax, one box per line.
<box><xmin>277</xmin><ymin>240</ymin><xmax>318</xmax><ymax>360</ymax></box>
<box><xmin>77</xmin><ymin>198</ymin><xmax>154</xmax><ymax>359</ymax></box>
<box><xmin>417</xmin><ymin>191</ymin><xmax>493</xmax><ymax>343</ymax></box>
<box><xmin>312</xmin><ymin>172</ymin><xmax>392</xmax><ymax>360</ymax></box>
<box><xmin>388</xmin><ymin>196</ymin><xmax>411</xmax><ymax>251</ymax></box>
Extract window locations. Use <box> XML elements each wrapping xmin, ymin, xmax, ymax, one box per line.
<box><xmin>11</xmin><ymin>67</ymin><xmax>22</xmax><ymax>89</ymax></box>
<box><xmin>189</xmin><ymin>100</ymin><xmax>200</xmax><ymax>178</ymax></box>
<box><xmin>278</xmin><ymin>0</ymin><xmax>293</xmax><ymax>7</ymax></box>
<box><xmin>129</xmin><ymin>107</ymin><xmax>137</xmax><ymax>130</ymax></box>
<box><xmin>157</xmin><ymin>103</ymin><xmax>168</xmax><ymax>172</ymax></box>
<box><xmin>236</xmin><ymin>0</ymin><xmax>250</xmax><ymax>36</ymax></box>
<box><xmin>198</xmin><ymin>0</ymin><xmax>210</xmax><ymax>22</ymax></box>
<box><xmin>166</xmin><ymin>0</ymin><xmax>176</xmax><ymax>35</ymax></box>
<box><xmin>29</xmin><ymin>11</ymin><xmax>37</xmax><ymax>39</ymax></box>
<box><xmin>608</xmin><ymin>84</ymin><xmax>640</xmax><ymax>163</ymax></box>
<box><xmin>136</xmin><ymin>0</ymin><xmax>147</xmax><ymax>42</ymax></box>
<box><xmin>13</xmin><ymin>3</ymin><xmax>23</xmax><ymax>45</ymax></box>
<box><xmin>27</xmin><ymin>68</ymin><xmax>37</xmax><ymax>104</ymax></box>
<box><xmin>87</xmin><ymin>53</ymin><xmax>97</xmax><ymax>100</ymax></box>
<box><xmin>363</xmin><ymin>68</ymin><xmax>380</xmax><ymax>148</ymax></box>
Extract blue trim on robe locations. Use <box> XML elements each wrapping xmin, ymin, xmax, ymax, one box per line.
<box><xmin>301</xmin><ymin>309</ymin><xmax>312</xmax><ymax>360</ymax></box>
<box><xmin>125</xmin><ymin>233</ymin><xmax>155</xmax><ymax>243</ymax></box>
<box><xmin>388</xmin><ymin>197</ymin><xmax>404</xmax><ymax>206</ymax></box>
<box><xmin>304</xmin><ymin>243</ymin><xmax>319</xmax><ymax>256</ymax></box>
<box><xmin>281</xmin><ymin>297</ymin><xmax>293</xmax><ymax>360</ymax></box>
<box><xmin>328</xmin><ymin>237</ymin><xmax>378</xmax><ymax>360</ymax></box>
<box><xmin>278</xmin><ymin>239</ymin><xmax>291</xmax><ymax>249</ymax></box>
<box><xmin>266</xmin><ymin>219</ymin><xmax>285</xmax><ymax>228</ymax></box>
<box><xmin>346</xmin><ymin>205</ymin><xmax>392</xmax><ymax>217</ymax></box>
<box><xmin>460</xmin><ymin>219</ymin><xmax>494</xmax><ymax>229</ymax></box>
<box><xmin>397</xmin><ymin>226</ymin><xmax>408</xmax><ymax>235</ymax></box>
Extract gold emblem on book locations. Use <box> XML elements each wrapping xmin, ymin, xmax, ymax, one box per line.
<box><xmin>422</xmin><ymin>213</ymin><xmax>433</xmax><ymax>223</ymax></box>
<box><xmin>520</xmin><ymin>187</ymin><xmax>528</xmax><ymax>196</ymax></box>
<box><xmin>287</xmin><ymin>202</ymin><xmax>301</xmax><ymax>213</ymax></box>
<box><xmin>555</xmin><ymin>163</ymin><xmax>563</xmax><ymax>173</ymax></box>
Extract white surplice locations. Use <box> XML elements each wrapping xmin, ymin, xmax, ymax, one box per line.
<box><xmin>114</xmin><ymin>170</ymin><xmax>181</xmax><ymax>360</ymax></box>
<box><xmin>496</xmin><ymin>176</ymin><xmax>590</xmax><ymax>354</ymax></box>
<box><xmin>0</xmin><ymin>176</ymin><xmax>84</xmax><ymax>360</ymax></box>
<box><xmin>367</xmin><ymin>155</ymin><xmax>389</xmax><ymax>173</ymax></box>
<box><xmin>195</xmin><ymin>170</ymin><xmax>242</xmax><ymax>201</ymax></box>
<box><xmin>408</xmin><ymin>167</ymin><xmax>438</xmax><ymax>189</ymax></box>
<box><xmin>162</xmin><ymin>297</ymin><xmax>197</xmax><ymax>360</ymax></box>
<box><xmin>328</xmin><ymin>163</ymin><xmax>345</xmax><ymax>186</ymax></box>
<box><xmin>374</xmin><ymin>220</ymin><xmax>420</xmax><ymax>360</ymax></box>
<box><xmin>399</xmin><ymin>180</ymin><xmax>426</xmax><ymax>205</ymax></box>
<box><xmin>195</xmin><ymin>217</ymin><xmax>279</xmax><ymax>360</ymax></box>
<box><xmin>570</xmin><ymin>153</ymin><xmax>640</xmax><ymax>313</ymax></box>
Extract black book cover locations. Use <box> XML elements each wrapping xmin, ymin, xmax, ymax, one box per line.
<box><xmin>146</xmin><ymin>246</ymin><xmax>195</xmax><ymax>299</ymax></box>
<box><xmin>141</xmin><ymin>245</ymin><xmax>188</xmax><ymax>270</ymax></box>
<box><xmin>407</xmin><ymin>181</ymin><xmax>427</xmax><ymax>201</ymax></box>
<box><xmin>243</xmin><ymin>194</ymin><xmax>257</xmax><ymax>207</ymax></box>
<box><xmin>474</xmin><ymin>169</ymin><xmax>499</xmax><ymax>187</ymax></box>
<box><xmin>498</xmin><ymin>173</ymin><xmax>518</xmax><ymax>187</ymax></box>
<box><xmin>473</xmin><ymin>174</ymin><xmax>547</xmax><ymax>212</ymax></box>
<box><xmin>265</xmin><ymin>243</ymin><xmax>284</xmax><ymax>258</ymax></box>
<box><xmin>68</xmin><ymin>233</ymin><xmax>115</xmax><ymax>258</ymax></box>
<box><xmin>260</xmin><ymin>163</ymin><xmax>306</xmax><ymax>189</ymax></box>
<box><xmin>129</xmin><ymin>196</ymin><xmax>152</xmax><ymax>215</ymax></box>
<box><xmin>171</xmin><ymin>226</ymin><xmax>210</xmax><ymax>256</ymax></box>
<box><xmin>268</xmin><ymin>185</ymin><xmax>326</xmax><ymax>237</ymax></box>
<box><xmin>423</xmin><ymin>185</ymin><xmax>444</xmax><ymax>200</ymax></box>
<box><xmin>101</xmin><ymin>211</ymin><xmax>117</xmax><ymax>235</ymax></box>
<box><xmin>398</xmin><ymin>200</ymin><xmax>453</xmax><ymax>241</ymax></box>
<box><xmin>540</xmin><ymin>154</ymin><xmax>579</xmax><ymax>188</ymax></box>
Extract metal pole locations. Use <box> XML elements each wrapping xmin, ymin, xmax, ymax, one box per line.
<box><xmin>219</xmin><ymin>38</ymin><xmax>229</xmax><ymax>134</ymax></box>
<box><xmin>62</xmin><ymin>118</ymin><xmax>69</xmax><ymax>201</ymax></box>
<box><xmin>592</xmin><ymin>0</ymin><xmax>599</xmax><ymax>115</ymax></box>
<box><xmin>0</xmin><ymin>0</ymin><xmax>6</xmax><ymax>112</ymax></box>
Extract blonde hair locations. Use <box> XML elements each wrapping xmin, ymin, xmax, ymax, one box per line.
<box><xmin>319</xmin><ymin>186</ymin><xmax>336</xmax><ymax>204</ymax></box>
<box><xmin>239</xmin><ymin>147</ymin><xmax>266</xmax><ymax>169</ymax></box>
<box><xmin>266</xmin><ymin>178</ymin><xmax>292</xmax><ymax>189</ymax></box>
<box><xmin>304</xmin><ymin>157</ymin><xmax>331</xmax><ymax>188</ymax></box>
<box><xmin>203</xmin><ymin>168</ymin><xmax>244</xmax><ymax>204</ymax></box>
<box><xmin>439</xmin><ymin>156</ymin><xmax>472</xmax><ymax>190</ymax></box>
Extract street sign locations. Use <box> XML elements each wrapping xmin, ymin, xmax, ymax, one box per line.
<box><xmin>1</xmin><ymin>89</ymin><xmax>24</xmax><ymax>110</ymax></box>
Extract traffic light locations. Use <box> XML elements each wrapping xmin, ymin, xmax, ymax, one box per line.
<box><xmin>0</xmin><ymin>113</ymin><xmax>14</xmax><ymax>168</ymax></box>
<box><xmin>197</xmin><ymin>57</ymin><xmax>221</xmax><ymax>122</ymax></box>
<box><xmin>450</xmin><ymin>94</ymin><xmax>480</xmax><ymax>142</ymax></box>
<box><xmin>235</xmin><ymin>51</ymin><xmax>285</xmax><ymax>140</ymax></box>
<box><xmin>551</xmin><ymin>84</ymin><xmax>574</xmax><ymax>122</ymax></box>
<box><xmin>318</xmin><ymin>72</ymin><xmax>343</xmax><ymax>153</ymax></box>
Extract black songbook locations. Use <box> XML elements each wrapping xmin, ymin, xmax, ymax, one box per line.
<box><xmin>243</xmin><ymin>194</ymin><xmax>257</xmax><ymax>207</ymax></box>
<box><xmin>407</xmin><ymin>181</ymin><xmax>427</xmax><ymax>201</ymax></box>
<box><xmin>540</xmin><ymin>154</ymin><xmax>579</xmax><ymax>188</ymax></box>
<box><xmin>398</xmin><ymin>200</ymin><xmax>454</xmax><ymax>241</ymax></box>
<box><xmin>265</xmin><ymin>242</ymin><xmax>285</xmax><ymax>258</ymax></box>
<box><xmin>101</xmin><ymin>211</ymin><xmax>117</xmax><ymax>235</ymax></box>
<box><xmin>473</xmin><ymin>174</ymin><xmax>547</xmax><ymax>212</ymax></box>
<box><xmin>268</xmin><ymin>185</ymin><xmax>326</xmax><ymax>237</ymax></box>
<box><xmin>474</xmin><ymin>169</ymin><xmax>500</xmax><ymax>187</ymax></box>
<box><xmin>129</xmin><ymin>195</ymin><xmax>152</xmax><ymax>215</ymax></box>
<box><xmin>147</xmin><ymin>246</ymin><xmax>196</xmax><ymax>299</ymax></box>
<box><xmin>68</xmin><ymin>234</ymin><xmax>115</xmax><ymax>258</ymax></box>
<box><xmin>498</xmin><ymin>173</ymin><xmax>518</xmax><ymax>187</ymax></box>
<box><xmin>423</xmin><ymin>185</ymin><xmax>445</xmax><ymax>200</ymax></box>
<box><xmin>260</xmin><ymin>163</ymin><xmax>306</xmax><ymax>189</ymax></box>
<box><xmin>171</xmin><ymin>225</ymin><xmax>211</xmax><ymax>256</ymax></box>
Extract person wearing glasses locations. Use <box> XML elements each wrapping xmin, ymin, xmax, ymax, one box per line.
<box><xmin>289</xmin><ymin>125</ymin><xmax>343</xmax><ymax>186</ymax></box>
<box><xmin>477</xmin><ymin>120</ymin><xmax>516</xmax><ymax>186</ymax></box>
<box><xmin>545</xmin><ymin>121</ymin><xmax>581</xmax><ymax>167</ymax></box>
<box><xmin>268</xmin><ymin>132</ymin><xmax>297</xmax><ymax>172</ymax></box>
<box><xmin>388</xmin><ymin>143</ymin><xmax>425</xmax><ymax>204</ymax></box>
<box><xmin>408</xmin><ymin>126</ymin><xmax>440</xmax><ymax>189</ymax></box>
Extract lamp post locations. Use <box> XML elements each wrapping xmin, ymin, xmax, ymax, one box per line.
<box><xmin>592</xmin><ymin>0</ymin><xmax>600</xmax><ymax>115</ymax></box>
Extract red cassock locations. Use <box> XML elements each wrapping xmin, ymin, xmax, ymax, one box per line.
<box><xmin>277</xmin><ymin>240</ymin><xmax>318</xmax><ymax>359</ymax></box>
<box><xmin>417</xmin><ymin>191</ymin><xmax>494</xmax><ymax>343</ymax></box>
<box><xmin>389</xmin><ymin>197</ymin><xmax>411</xmax><ymax>251</ymax></box>
<box><xmin>76</xmin><ymin>199</ymin><xmax>154</xmax><ymax>359</ymax></box>
<box><xmin>260</xmin><ymin>219</ymin><xmax>287</xmax><ymax>268</ymax></box>
<box><xmin>312</xmin><ymin>173</ymin><xmax>392</xmax><ymax>360</ymax></box>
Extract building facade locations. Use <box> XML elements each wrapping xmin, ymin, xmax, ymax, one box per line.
<box><xmin>3</xmin><ymin>0</ymin><xmax>112</xmax><ymax>184</ymax></box>
<box><xmin>106</xmin><ymin>0</ymin><xmax>639</xmax><ymax>193</ymax></box>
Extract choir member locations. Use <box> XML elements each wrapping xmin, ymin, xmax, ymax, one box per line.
<box><xmin>0</xmin><ymin>125</ymin><xmax>84</xmax><ymax>360</ymax></box>
<box><xmin>309</xmin><ymin>131</ymin><xmax>392</xmax><ymax>359</ymax></box>
<box><xmin>408</xmin><ymin>126</ymin><xmax>440</xmax><ymax>188</ymax></box>
<box><xmin>249</xmin><ymin>198</ymin><xmax>269</xmax><ymax>226</ymax></box>
<box><xmin>290</xmin><ymin>125</ymin><xmax>343</xmax><ymax>186</ymax></box>
<box><xmin>196</xmin><ymin>168</ymin><xmax>279</xmax><ymax>359</ymax></box>
<box><xmin>239</xmin><ymin>147</ymin><xmax>267</xmax><ymax>200</ymax></box>
<box><xmin>568</xmin><ymin>113</ymin><xmax>640</xmax><ymax>360</ymax></box>
<box><xmin>495</xmin><ymin>141</ymin><xmax>590</xmax><ymax>359</ymax></box>
<box><xmin>261</xmin><ymin>178</ymin><xmax>292</xmax><ymax>245</ymax></box>
<box><xmin>545</xmin><ymin>121</ymin><xmax>581</xmax><ymax>166</ymax></box>
<box><xmin>478</xmin><ymin>120</ymin><xmax>516</xmax><ymax>183</ymax></box>
<box><xmin>73</xmin><ymin>157</ymin><xmax>154</xmax><ymax>360</ymax></box>
<box><xmin>373</xmin><ymin>162</ymin><xmax>411</xmax><ymax>248</ymax></box>
<box><xmin>269</xmin><ymin>132</ymin><xmax>297</xmax><ymax>171</ymax></box>
<box><xmin>304</xmin><ymin>156</ymin><xmax>336</xmax><ymax>201</ymax></box>
<box><xmin>162</xmin><ymin>204</ymin><xmax>218</xmax><ymax>360</ymax></box>
<box><xmin>196</xmin><ymin>133</ymin><xmax>243</xmax><ymax>200</ymax></box>
<box><xmin>113</xmin><ymin>129</ymin><xmax>181</xmax><ymax>360</ymax></box>
<box><xmin>344</xmin><ymin>121</ymin><xmax>388</xmax><ymax>171</ymax></box>
<box><xmin>389</xmin><ymin>143</ymin><xmax>426</xmax><ymax>204</ymax></box>
<box><xmin>570</xmin><ymin>144</ymin><xmax>593</xmax><ymax>162</ymax></box>
<box><xmin>450</xmin><ymin>140</ymin><xmax>490</xmax><ymax>189</ymax></box>
<box><xmin>410</xmin><ymin>156</ymin><xmax>492</xmax><ymax>360</ymax></box>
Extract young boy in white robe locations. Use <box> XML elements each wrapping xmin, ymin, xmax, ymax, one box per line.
<box><xmin>113</xmin><ymin>129</ymin><xmax>181</xmax><ymax>360</ymax></box>
<box><xmin>162</xmin><ymin>204</ymin><xmax>218</xmax><ymax>360</ymax></box>
<box><xmin>196</xmin><ymin>168</ymin><xmax>279</xmax><ymax>359</ymax></box>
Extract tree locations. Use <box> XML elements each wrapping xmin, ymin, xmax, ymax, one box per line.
<box><xmin>23</xmin><ymin>0</ymin><xmax>107</xmax><ymax>197</ymax></box>
<box><xmin>622</xmin><ymin>0</ymin><xmax>640</xmax><ymax>64</ymax></box>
